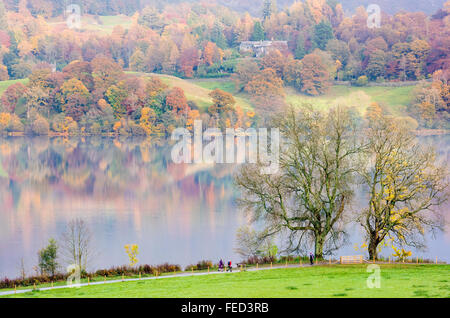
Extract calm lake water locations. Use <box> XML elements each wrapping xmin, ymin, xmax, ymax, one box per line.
<box><xmin>0</xmin><ymin>136</ymin><xmax>449</xmax><ymax>278</ymax></box>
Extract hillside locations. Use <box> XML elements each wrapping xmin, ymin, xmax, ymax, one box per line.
<box><xmin>191</xmin><ymin>78</ymin><xmax>417</xmax><ymax>117</ymax></box>
<box><xmin>132</xmin><ymin>73</ymin><xmax>254</xmax><ymax>111</ymax></box>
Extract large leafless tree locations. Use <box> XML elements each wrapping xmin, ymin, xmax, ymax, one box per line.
<box><xmin>235</xmin><ymin>106</ymin><xmax>362</xmax><ymax>258</ymax></box>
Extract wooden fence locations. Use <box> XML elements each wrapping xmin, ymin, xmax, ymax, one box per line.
<box><xmin>340</xmin><ymin>255</ymin><xmax>364</xmax><ymax>264</ymax></box>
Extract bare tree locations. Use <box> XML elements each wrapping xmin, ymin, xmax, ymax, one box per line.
<box><xmin>235</xmin><ymin>106</ymin><xmax>362</xmax><ymax>258</ymax></box>
<box><xmin>234</xmin><ymin>226</ymin><xmax>262</xmax><ymax>259</ymax></box>
<box><xmin>358</xmin><ymin>117</ymin><xmax>448</xmax><ymax>260</ymax></box>
<box><xmin>19</xmin><ymin>258</ymin><xmax>26</xmax><ymax>280</ymax></box>
<box><xmin>61</xmin><ymin>218</ymin><xmax>94</xmax><ymax>271</ymax></box>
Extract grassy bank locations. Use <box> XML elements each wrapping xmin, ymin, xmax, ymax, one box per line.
<box><xmin>2</xmin><ymin>265</ymin><xmax>449</xmax><ymax>298</ymax></box>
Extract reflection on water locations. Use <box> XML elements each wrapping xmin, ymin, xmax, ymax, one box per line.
<box><xmin>0</xmin><ymin>137</ymin><xmax>246</xmax><ymax>278</ymax></box>
<box><xmin>0</xmin><ymin>135</ymin><xmax>449</xmax><ymax>278</ymax></box>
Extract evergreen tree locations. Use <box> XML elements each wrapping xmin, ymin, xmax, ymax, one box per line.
<box><xmin>210</xmin><ymin>22</ymin><xmax>228</xmax><ymax>49</ymax></box>
<box><xmin>262</xmin><ymin>0</ymin><xmax>277</xmax><ymax>21</ymax></box>
<box><xmin>366</xmin><ymin>50</ymin><xmax>386</xmax><ymax>80</ymax></box>
<box><xmin>138</xmin><ymin>6</ymin><xmax>166</xmax><ymax>34</ymax></box>
<box><xmin>38</xmin><ymin>239</ymin><xmax>59</xmax><ymax>277</ymax></box>
<box><xmin>312</xmin><ymin>21</ymin><xmax>334</xmax><ymax>51</ymax></box>
<box><xmin>251</xmin><ymin>21</ymin><xmax>265</xmax><ymax>41</ymax></box>
<box><xmin>295</xmin><ymin>34</ymin><xmax>306</xmax><ymax>60</ymax></box>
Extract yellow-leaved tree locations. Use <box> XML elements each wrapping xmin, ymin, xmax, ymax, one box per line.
<box><xmin>357</xmin><ymin>115</ymin><xmax>448</xmax><ymax>260</ymax></box>
<box><xmin>124</xmin><ymin>244</ymin><xmax>139</xmax><ymax>267</ymax></box>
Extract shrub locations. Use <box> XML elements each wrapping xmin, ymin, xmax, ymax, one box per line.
<box><xmin>0</xmin><ymin>112</ymin><xmax>11</xmax><ymax>132</ymax></box>
<box><xmin>185</xmin><ymin>260</ymin><xmax>213</xmax><ymax>271</ymax></box>
<box><xmin>128</xmin><ymin>121</ymin><xmax>147</xmax><ymax>135</ymax></box>
<box><xmin>7</xmin><ymin>114</ymin><xmax>24</xmax><ymax>132</ymax></box>
<box><xmin>66</xmin><ymin>117</ymin><xmax>78</xmax><ymax>135</ymax></box>
<box><xmin>32</xmin><ymin>116</ymin><xmax>50</xmax><ymax>135</ymax></box>
<box><xmin>90</xmin><ymin>122</ymin><xmax>102</xmax><ymax>135</ymax></box>
<box><xmin>242</xmin><ymin>255</ymin><xmax>276</xmax><ymax>265</ymax></box>
<box><xmin>354</xmin><ymin>75</ymin><xmax>369</xmax><ymax>87</ymax></box>
<box><xmin>1</xmin><ymin>263</ymin><xmax>181</xmax><ymax>288</ymax></box>
<box><xmin>394</xmin><ymin>116</ymin><xmax>419</xmax><ymax>131</ymax></box>
<box><xmin>155</xmin><ymin>263</ymin><xmax>181</xmax><ymax>273</ymax></box>
<box><xmin>51</xmin><ymin>114</ymin><xmax>66</xmax><ymax>133</ymax></box>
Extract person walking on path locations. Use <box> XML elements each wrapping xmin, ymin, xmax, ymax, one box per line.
<box><xmin>309</xmin><ymin>253</ymin><xmax>314</xmax><ymax>265</ymax></box>
<box><xmin>219</xmin><ymin>259</ymin><xmax>224</xmax><ymax>272</ymax></box>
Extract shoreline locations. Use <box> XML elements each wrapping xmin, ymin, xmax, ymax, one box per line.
<box><xmin>1</xmin><ymin>129</ymin><xmax>450</xmax><ymax>138</ymax></box>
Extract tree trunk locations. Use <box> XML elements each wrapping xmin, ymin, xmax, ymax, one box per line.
<box><xmin>368</xmin><ymin>239</ymin><xmax>379</xmax><ymax>261</ymax></box>
<box><xmin>314</xmin><ymin>235</ymin><xmax>324</xmax><ymax>259</ymax></box>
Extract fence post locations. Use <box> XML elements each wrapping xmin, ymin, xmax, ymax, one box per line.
<box><xmin>416</xmin><ymin>257</ymin><xmax>418</xmax><ymax>264</ymax></box>
<box><xmin>285</xmin><ymin>260</ymin><xmax>288</xmax><ymax>267</ymax></box>
<box><xmin>436</xmin><ymin>256</ymin><xmax>438</xmax><ymax>264</ymax></box>
<box><xmin>256</xmin><ymin>263</ymin><xmax>259</xmax><ymax>270</ymax></box>
<box><xmin>88</xmin><ymin>277</ymin><xmax>90</xmax><ymax>285</ymax></box>
<box><xmin>14</xmin><ymin>285</ymin><xmax>16</xmax><ymax>294</ymax></box>
<box><xmin>388</xmin><ymin>256</ymin><xmax>391</xmax><ymax>264</ymax></box>
<box><xmin>208</xmin><ymin>267</ymin><xmax>210</xmax><ymax>274</ymax></box>
<box><xmin>139</xmin><ymin>272</ymin><xmax>141</xmax><ymax>280</ymax></box>
<box><xmin>104</xmin><ymin>275</ymin><xmax>106</xmax><ymax>283</ymax></box>
<box><xmin>122</xmin><ymin>274</ymin><xmax>124</xmax><ymax>282</ymax></box>
<box><xmin>33</xmin><ymin>283</ymin><xmax>36</xmax><ymax>290</ymax></box>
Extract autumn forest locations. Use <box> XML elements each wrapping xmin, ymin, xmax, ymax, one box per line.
<box><xmin>0</xmin><ymin>0</ymin><xmax>448</xmax><ymax>136</ymax></box>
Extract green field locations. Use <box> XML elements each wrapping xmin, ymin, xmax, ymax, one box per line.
<box><xmin>0</xmin><ymin>79</ymin><xmax>28</xmax><ymax>95</ymax></box>
<box><xmin>189</xmin><ymin>78</ymin><xmax>237</xmax><ymax>93</ymax></box>
<box><xmin>191</xmin><ymin>78</ymin><xmax>416</xmax><ymax>117</ymax></box>
<box><xmin>47</xmin><ymin>15</ymin><xmax>133</xmax><ymax>34</ymax></box>
<box><xmin>139</xmin><ymin>73</ymin><xmax>254</xmax><ymax>111</ymax></box>
<box><xmin>286</xmin><ymin>85</ymin><xmax>415</xmax><ymax>116</ymax></box>
<box><xmin>2</xmin><ymin>265</ymin><xmax>449</xmax><ymax>298</ymax></box>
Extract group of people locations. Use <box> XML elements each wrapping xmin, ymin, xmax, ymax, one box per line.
<box><xmin>217</xmin><ymin>253</ymin><xmax>316</xmax><ymax>272</ymax></box>
<box><xmin>218</xmin><ymin>259</ymin><xmax>232</xmax><ymax>272</ymax></box>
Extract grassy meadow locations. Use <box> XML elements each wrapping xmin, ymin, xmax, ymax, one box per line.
<box><xmin>2</xmin><ymin>265</ymin><xmax>448</xmax><ymax>298</ymax></box>
<box><xmin>142</xmin><ymin>73</ymin><xmax>254</xmax><ymax>111</ymax></box>
<box><xmin>191</xmin><ymin>78</ymin><xmax>416</xmax><ymax>117</ymax></box>
<box><xmin>46</xmin><ymin>15</ymin><xmax>133</xmax><ymax>34</ymax></box>
<box><xmin>0</xmin><ymin>74</ymin><xmax>417</xmax><ymax>119</ymax></box>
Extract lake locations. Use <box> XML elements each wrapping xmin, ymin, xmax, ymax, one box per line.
<box><xmin>0</xmin><ymin>136</ymin><xmax>449</xmax><ymax>278</ymax></box>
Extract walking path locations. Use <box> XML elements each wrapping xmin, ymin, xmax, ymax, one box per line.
<box><xmin>0</xmin><ymin>264</ymin><xmax>313</xmax><ymax>297</ymax></box>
